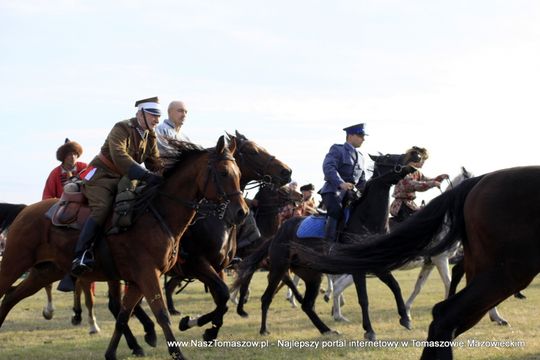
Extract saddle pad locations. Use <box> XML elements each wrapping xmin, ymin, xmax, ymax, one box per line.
<box><xmin>296</xmin><ymin>215</ymin><xmax>326</xmax><ymax>239</ymax></box>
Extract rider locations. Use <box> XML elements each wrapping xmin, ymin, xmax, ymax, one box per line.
<box><xmin>319</xmin><ymin>123</ymin><xmax>368</xmax><ymax>242</ymax></box>
<box><xmin>42</xmin><ymin>139</ymin><xmax>87</xmax><ymax>199</ymax></box>
<box><xmin>389</xmin><ymin>146</ymin><xmax>449</xmax><ymax>222</ymax></box>
<box><xmin>155</xmin><ymin>100</ymin><xmax>190</xmax><ymax>161</ymax></box>
<box><xmin>299</xmin><ymin>183</ymin><xmax>319</xmax><ymax>216</ymax></box>
<box><xmin>71</xmin><ymin>97</ymin><xmax>164</xmax><ymax>276</ymax></box>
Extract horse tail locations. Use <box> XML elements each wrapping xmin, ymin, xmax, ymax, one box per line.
<box><xmin>292</xmin><ymin>175</ymin><xmax>486</xmax><ymax>274</ymax></box>
<box><xmin>0</xmin><ymin>203</ymin><xmax>27</xmax><ymax>233</ymax></box>
<box><xmin>231</xmin><ymin>236</ymin><xmax>273</xmax><ymax>292</ymax></box>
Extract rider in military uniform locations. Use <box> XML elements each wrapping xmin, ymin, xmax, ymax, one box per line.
<box><xmin>71</xmin><ymin>97</ymin><xmax>164</xmax><ymax>276</ymax></box>
<box><xmin>319</xmin><ymin>123</ymin><xmax>367</xmax><ymax>241</ymax></box>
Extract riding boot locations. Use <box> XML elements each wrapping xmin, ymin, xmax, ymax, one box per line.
<box><xmin>324</xmin><ymin>217</ymin><xmax>339</xmax><ymax>242</ymax></box>
<box><xmin>71</xmin><ymin>218</ymin><xmax>100</xmax><ymax>276</ymax></box>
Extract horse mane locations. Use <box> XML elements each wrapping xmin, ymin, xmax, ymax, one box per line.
<box><xmin>161</xmin><ymin>139</ymin><xmax>207</xmax><ymax>178</ymax></box>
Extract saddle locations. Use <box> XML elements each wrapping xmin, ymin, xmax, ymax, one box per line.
<box><xmin>45</xmin><ymin>186</ymin><xmax>90</xmax><ymax>230</ymax></box>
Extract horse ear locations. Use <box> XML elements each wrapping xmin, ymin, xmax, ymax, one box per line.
<box><xmin>216</xmin><ymin>135</ymin><xmax>226</xmax><ymax>154</ymax></box>
<box><xmin>228</xmin><ymin>136</ymin><xmax>237</xmax><ymax>154</ymax></box>
<box><xmin>235</xmin><ymin>130</ymin><xmax>247</xmax><ymax>141</ymax></box>
<box><xmin>369</xmin><ymin>154</ymin><xmax>378</xmax><ymax>161</ymax></box>
<box><xmin>225</xmin><ymin>131</ymin><xmax>234</xmax><ymax>143</ymax></box>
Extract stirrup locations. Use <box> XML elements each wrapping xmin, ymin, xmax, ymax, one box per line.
<box><xmin>71</xmin><ymin>250</ymin><xmax>94</xmax><ymax>276</ymax></box>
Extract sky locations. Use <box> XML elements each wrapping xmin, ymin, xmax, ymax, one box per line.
<box><xmin>1</xmin><ymin>0</ymin><xmax>539</xmax><ymax>204</ymax></box>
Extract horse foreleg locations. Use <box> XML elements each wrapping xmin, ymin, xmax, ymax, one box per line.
<box><xmin>133</xmin><ymin>301</ymin><xmax>157</xmax><ymax>346</ymax></box>
<box><xmin>322</xmin><ymin>273</ymin><xmax>334</xmax><ymax>302</ymax></box>
<box><xmin>299</xmin><ymin>274</ymin><xmax>335</xmax><ymax>335</ymax></box>
<box><xmin>352</xmin><ymin>272</ymin><xmax>376</xmax><ymax>340</ymax></box>
<box><xmin>71</xmin><ymin>279</ymin><xmax>83</xmax><ymax>326</ymax></box>
<box><xmin>488</xmin><ymin>306</ymin><xmax>509</xmax><ymax>326</ymax></box>
<box><xmin>106</xmin><ymin>280</ymin><xmax>145</xmax><ymax>356</ymax></box>
<box><xmin>377</xmin><ymin>271</ymin><xmax>411</xmax><ymax>330</ymax></box>
<box><xmin>179</xmin><ymin>261</ymin><xmax>229</xmax><ymax>342</ymax></box>
<box><xmin>137</xmin><ymin>271</ymin><xmax>185</xmax><ymax>360</ymax></box>
<box><xmin>164</xmin><ymin>275</ymin><xmax>182</xmax><ymax>315</ymax></box>
<box><xmin>236</xmin><ymin>271</ymin><xmax>254</xmax><ymax>318</ymax></box>
<box><xmin>42</xmin><ymin>283</ymin><xmax>55</xmax><ymax>320</ymax></box>
<box><xmin>405</xmin><ymin>263</ymin><xmax>435</xmax><ymax>319</ymax></box>
<box><xmin>104</xmin><ymin>283</ymin><xmax>145</xmax><ymax>360</ymax></box>
<box><xmin>259</xmin><ymin>263</ymin><xmax>289</xmax><ymax>335</ymax></box>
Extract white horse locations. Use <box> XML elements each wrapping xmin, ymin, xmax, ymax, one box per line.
<box><xmin>327</xmin><ymin>167</ymin><xmax>510</xmax><ymax>325</ymax></box>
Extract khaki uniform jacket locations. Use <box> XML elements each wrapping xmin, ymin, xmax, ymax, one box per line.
<box><xmin>84</xmin><ymin>118</ymin><xmax>163</xmax><ymax>223</ymax></box>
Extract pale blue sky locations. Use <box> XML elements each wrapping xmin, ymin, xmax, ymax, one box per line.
<box><xmin>1</xmin><ymin>1</ymin><xmax>539</xmax><ymax>204</ymax></box>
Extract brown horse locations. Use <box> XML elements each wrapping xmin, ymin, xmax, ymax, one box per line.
<box><xmin>288</xmin><ymin>166</ymin><xmax>540</xmax><ymax>359</ymax></box>
<box><xmin>0</xmin><ymin>136</ymin><xmax>248</xmax><ymax>360</ymax></box>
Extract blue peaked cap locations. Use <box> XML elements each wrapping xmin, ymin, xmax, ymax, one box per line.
<box><xmin>343</xmin><ymin>123</ymin><xmax>367</xmax><ymax>136</ymax></box>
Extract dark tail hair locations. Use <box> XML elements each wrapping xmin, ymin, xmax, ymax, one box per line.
<box><xmin>291</xmin><ymin>175</ymin><xmax>485</xmax><ymax>274</ymax></box>
<box><xmin>0</xmin><ymin>203</ymin><xmax>27</xmax><ymax>233</ymax></box>
<box><xmin>231</xmin><ymin>236</ymin><xmax>272</xmax><ymax>292</ymax></box>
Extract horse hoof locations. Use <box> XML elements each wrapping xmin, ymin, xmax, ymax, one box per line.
<box><xmin>42</xmin><ymin>309</ymin><xmax>54</xmax><ymax>320</ymax></box>
<box><xmin>170</xmin><ymin>308</ymin><xmax>181</xmax><ymax>316</ymax></box>
<box><xmin>179</xmin><ymin>316</ymin><xmax>191</xmax><ymax>331</ymax></box>
<box><xmin>323</xmin><ymin>295</ymin><xmax>330</xmax><ymax>303</ymax></box>
<box><xmin>364</xmin><ymin>331</ymin><xmax>376</xmax><ymax>341</ymax></box>
<box><xmin>514</xmin><ymin>292</ymin><xmax>526</xmax><ymax>300</ymax></box>
<box><xmin>71</xmin><ymin>315</ymin><xmax>82</xmax><ymax>326</ymax></box>
<box><xmin>132</xmin><ymin>347</ymin><xmax>145</xmax><ymax>357</ymax></box>
<box><xmin>334</xmin><ymin>316</ymin><xmax>350</xmax><ymax>323</ymax></box>
<box><xmin>145</xmin><ymin>329</ymin><xmax>157</xmax><ymax>347</ymax></box>
<box><xmin>400</xmin><ymin>317</ymin><xmax>412</xmax><ymax>330</ymax></box>
<box><xmin>203</xmin><ymin>327</ymin><xmax>219</xmax><ymax>342</ymax></box>
<box><xmin>89</xmin><ymin>328</ymin><xmax>100</xmax><ymax>335</ymax></box>
<box><xmin>260</xmin><ymin>329</ymin><xmax>270</xmax><ymax>336</ymax></box>
<box><xmin>237</xmin><ymin>309</ymin><xmax>249</xmax><ymax>318</ymax></box>
<box><xmin>323</xmin><ymin>330</ymin><xmax>340</xmax><ymax>336</ymax></box>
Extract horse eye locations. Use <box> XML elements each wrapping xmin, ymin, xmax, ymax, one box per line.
<box><xmin>220</xmin><ymin>170</ymin><xmax>228</xmax><ymax>177</ymax></box>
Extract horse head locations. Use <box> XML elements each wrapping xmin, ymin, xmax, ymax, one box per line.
<box><xmin>162</xmin><ymin>136</ymin><xmax>249</xmax><ymax>226</ymax></box>
<box><xmin>227</xmin><ymin>130</ymin><xmax>292</xmax><ymax>188</ymax></box>
<box><xmin>369</xmin><ymin>152</ymin><xmax>415</xmax><ymax>181</ymax></box>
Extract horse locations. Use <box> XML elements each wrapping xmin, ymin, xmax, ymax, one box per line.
<box><xmin>288</xmin><ymin>165</ymin><xmax>540</xmax><ymax>359</ymax></box>
<box><xmin>0</xmin><ymin>136</ymin><xmax>248</xmax><ymax>360</ymax></box>
<box><xmin>37</xmin><ymin>131</ymin><xmax>291</xmax><ymax>351</ymax></box>
<box><xmin>232</xmin><ymin>154</ymin><xmax>417</xmax><ymax>338</ymax></box>
<box><xmin>230</xmin><ymin>184</ymin><xmax>304</xmax><ymax>310</ymax></box>
<box><xmin>327</xmin><ymin>167</ymin><xmax>471</xmax><ymax>322</ymax></box>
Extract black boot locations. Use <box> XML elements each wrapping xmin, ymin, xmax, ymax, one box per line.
<box><xmin>324</xmin><ymin>217</ymin><xmax>338</xmax><ymax>242</ymax></box>
<box><xmin>71</xmin><ymin>218</ymin><xmax>100</xmax><ymax>276</ymax></box>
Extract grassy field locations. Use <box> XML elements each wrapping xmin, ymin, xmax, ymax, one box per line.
<box><xmin>0</xmin><ymin>270</ymin><xmax>539</xmax><ymax>360</ymax></box>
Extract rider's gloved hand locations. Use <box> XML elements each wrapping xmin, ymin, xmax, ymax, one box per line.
<box><xmin>142</xmin><ymin>171</ymin><xmax>164</xmax><ymax>186</ymax></box>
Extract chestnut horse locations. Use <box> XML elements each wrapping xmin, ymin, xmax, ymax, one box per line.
<box><xmin>289</xmin><ymin>166</ymin><xmax>540</xmax><ymax>359</ymax></box>
<box><xmin>0</xmin><ymin>136</ymin><xmax>248</xmax><ymax>360</ymax></box>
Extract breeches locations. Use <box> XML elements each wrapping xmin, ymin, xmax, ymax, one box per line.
<box><xmin>321</xmin><ymin>193</ymin><xmax>342</xmax><ymax>220</ymax></box>
<box><xmin>83</xmin><ymin>168</ymin><xmax>119</xmax><ymax>224</ymax></box>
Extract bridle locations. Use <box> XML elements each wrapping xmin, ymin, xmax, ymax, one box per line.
<box><xmin>235</xmin><ymin>139</ymin><xmax>279</xmax><ymax>191</ymax></box>
<box><xmin>158</xmin><ymin>149</ymin><xmax>242</xmax><ymax>223</ymax></box>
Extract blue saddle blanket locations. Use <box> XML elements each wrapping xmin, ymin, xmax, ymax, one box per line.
<box><xmin>295</xmin><ymin>209</ymin><xmax>351</xmax><ymax>239</ymax></box>
<box><xmin>296</xmin><ymin>215</ymin><xmax>326</xmax><ymax>238</ymax></box>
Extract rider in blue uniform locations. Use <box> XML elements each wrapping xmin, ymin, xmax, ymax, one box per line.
<box><xmin>319</xmin><ymin>123</ymin><xmax>367</xmax><ymax>241</ymax></box>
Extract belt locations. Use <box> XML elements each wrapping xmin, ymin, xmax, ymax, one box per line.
<box><xmin>98</xmin><ymin>153</ymin><xmax>122</xmax><ymax>175</ymax></box>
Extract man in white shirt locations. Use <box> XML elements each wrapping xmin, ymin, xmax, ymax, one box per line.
<box><xmin>155</xmin><ymin>100</ymin><xmax>190</xmax><ymax>157</ymax></box>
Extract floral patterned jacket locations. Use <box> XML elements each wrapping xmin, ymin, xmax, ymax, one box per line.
<box><xmin>389</xmin><ymin>170</ymin><xmax>439</xmax><ymax>216</ymax></box>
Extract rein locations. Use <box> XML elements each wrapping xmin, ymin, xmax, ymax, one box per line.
<box><xmin>236</xmin><ymin>139</ymin><xmax>280</xmax><ymax>190</ymax></box>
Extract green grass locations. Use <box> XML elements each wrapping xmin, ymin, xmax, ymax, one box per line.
<box><xmin>0</xmin><ymin>270</ymin><xmax>539</xmax><ymax>359</ymax></box>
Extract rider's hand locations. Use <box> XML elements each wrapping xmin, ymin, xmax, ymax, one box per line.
<box><xmin>142</xmin><ymin>171</ymin><xmax>164</xmax><ymax>186</ymax></box>
<box><xmin>428</xmin><ymin>180</ymin><xmax>441</xmax><ymax>188</ymax></box>
<box><xmin>339</xmin><ymin>182</ymin><xmax>355</xmax><ymax>191</ymax></box>
<box><xmin>435</xmin><ymin>174</ymin><xmax>450</xmax><ymax>182</ymax></box>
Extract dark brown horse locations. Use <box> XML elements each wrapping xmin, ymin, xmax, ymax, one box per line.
<box><xmin>288</xmin><ymin>166</ymin><xmax>540</xmax><ymax>359</ymax></box>
<box><xmin>232</xmin><ymin>154</ymin><xmax>417</xmax><ymax>337</ymax></box>
<box><xmin>0</xmin><ymin>136</ymin><xmax>248</xmax><ymax>360</ymax></box>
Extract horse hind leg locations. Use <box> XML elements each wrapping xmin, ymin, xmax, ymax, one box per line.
<box><xmin>0</xmin><ymin>263</ymin><xmax>63</xmax><ymax>327</ymax></box>
<box><xmin>376</xmin><ymin>271</ymin><xmax>412</xmax><ymax>330</ymax></box>
<box><xmin>405</xmin><ymin>263</ymin><xmax>435</xmax><ymax>319</ymax></box>
<box><xmin>300</xmin><ymin>274</ymin><xmax>336</xmax><ymax>335</ymax></box>
<box><xmin>488</xmin><ymin>306</ymin><xmax>509</xmax><ymax>326</ymax></box>
<box><xmin>42</xmin><ymin>283</ymin><xmax>55</xmax><ymax>320</ymax></box>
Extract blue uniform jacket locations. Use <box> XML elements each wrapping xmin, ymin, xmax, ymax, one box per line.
<box><xmin>319</xmin><ymin>142</ymin><xmax>366</xmax><ymax>195</ymax></box>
